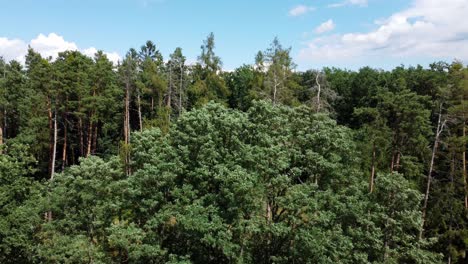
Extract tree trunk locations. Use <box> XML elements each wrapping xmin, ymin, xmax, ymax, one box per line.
<box><xmin>315</xmin><ymin>72</ymin><xmax>321</xmax><ymax>112</ymax></box>
<box><xmin>420</xmin><ymin>139</ymin><xmax>439</xmax><ymax>239</ymax></box>
<box><xmin>62</xmin><ymin>116</ymin><xmax>67</xmax><ymax>171</ymax></box>
<box><xmin>370</xmin><ymin>142</ymin><xmax>376</xmax><ymax>193</ymax></box>
<box><xmin>167</xmin><ymin>64</ymin><xmax>172</xmax><ymax>108</ymax></box>
<box><xmin>87</xmin><ymin>115</ymin><xmax>93</xmax><ymax>157</ymax></box>
<box><xmin>390</xmin><ymin>150</ymin><xmax>395</xmax><ymax>173</ymax></box>
<box><xmin>47</xmin><ymin>107</ymin><xmax>56</xmax><ymax>223</ymax></box>
<box><xmin>273</xmin><ymin>74</ymin><xmax>278</xmax><ymax>105</ymax></box>
<box><xmin>395</xmin><ymin>152</ymin><xmax>401</xmax><ymax>172</ymax></box>
<box><xmin>179</xmin><ymin>64</ymin><xmax>184</xmax><ymax>116</ymax></box>
<box><xmin>51</xmin><ymin>110</ymin><xmax>58</xmax><ymax>180</ymax></box>
<box><xmin>47</xmin><ymin>97</ymin><xmax>54</xmax><ymax>175</ymax></box>
<box><xmin>3</xmin><ymin>109</ymin><xmax>6</xmax><ymax>139</ymax></box>
<box><xmin>420</xmin><ymin>107</ymin><xmax>445</xmax><ymax>239</ymax></box>
<box><xmin>137</xmin><ymin>89</ymin><xmax>142</xmax><ymax>132</ymax></box>
<box><xmin>124</xmin><ymin>80</ymin><xmax>131</xmax><ymax>176</ymax></box>
<box><xmin>78</xmin><ymin>117</ymin><xmax>84</xmax><ymax>157</ymax></box>
<box><xmin>448</xmin><ymin>155</ymin><xmax>455</xmax><ymax>264</ymax></box>
<box><xmin>464</xmin><ymin>124</ymin><xmax>467</xmax><ymax>209</ymax></box>
<box><xmin>390</xmin><ymin>150</ymin><xmax>401</xmax><ymax>173</ymax></box>
<box><xmin>124</xmin><ymin>81</ymin><xmax>131</xmax><ymax>145</ymax></box>
<box><xmin>92</xmin><ymin>123</ymin><xmax>98</xmax><ymax>154</ymax></box>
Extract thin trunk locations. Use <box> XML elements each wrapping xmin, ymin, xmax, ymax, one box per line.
<box><xmin>464</xmin><ymin>124</ymin><xmax>467</xmax><ymax>209</ymax></box>
<box><xmin>87</xmin><ymin>115</ymin><xmax>93</xmax><ymax>157</ymax></box>
<box><xmin>266</xmin><ymin>201</ymin><xmax>272</xmax><ymax>224</ymax></box>
<box><xmin>2</xmin><ymin>69</ymin><xmax>4</xmax><ymax>142</ymax></box>
<box><xmin>62</xmin><ymin>116</ymin><xmax>67</xmax><ymax>171</ymax></box>
<box><xmin>47</xmin><ymin>97</ymin><xmax>54</xmax><ymax>174</ymax></box>
<box><xmin>390</xmin><ymin>151</ymin><xmax>395</xmax><ymax>173</ymax></box>
<box><xmin>87</xmin><ymin>90</ymin><xmax>96</xmax><ymax>156</ymax></box>
<box><xmin>167</xmin><ymin>64</ymin><xmax>172</xmax><ymax>108</ymax></box>
<box><xmin>315</xmin><ymin>72</ymin><xmax>321</xmax><ymax>112</ymax></box>
<box><xmin>124</xmin><ymin>81</ymin><xmax>131</xmax><ymax>145</ymax></box>
<box><xmin>51</xmin><ymin>110</ymin><xmax>57</xmax><ymax>180</ymax></box>
<box><xmin>463</xmin><ymin>99</ymin><xmax>467</xmax><ymax>209</ymax></box>
<box><xmin>3</xmin><ymin>109</ymin><xmax>6</xmax><ymax>139</ymax></box>
<box><xmin>0</xmin><ymin>109</ymin><xmax>5</xmax><ymax>154</ymax></box>
<box><xmin>158</xmin><ymin>89</ymin><xmax>163</xmax><ymax>109</ymax></box>
<box><xmin>395</xmin><ymin>152</ymin><xmax>401</xmax><ymax>172</ymax></box>
<box><xmin>136</xmin><ymin>89</ymin><xmax>142</xmax><ymax>132</ymax></box>
<box><xmin>92</xmin><ymin>123</ymin><xmax>98</xmax><ymax>154</ymax></box>
<box><xmin>390</xmin><ymin>150</ymin><xmax>401</xmax><ymax>173</ymax></box>
<box><xmin>420</xmin><ymin>107</ymin><xmax>445</xmax><ymax>239</ymax></box>
<box><xmin>448</xmin><ymin>155</ymin><xmax>455</xmax><ymax>264</ymax></box>
<box><xmin>61</xmin><ymin>97</ymin><xmax>68</xmax><ymax>170</ymax></box>
<box><xmin>124</xmin><ymin>112</ymin><xmax>128</xmax><ymax>144</ymax></box>
<box><xmin>179</xmin><ymin>64</ymin><xmax>183</xmax><ymax>116</ymax></box>
<box><xmin>273</xmin><ymin>74</ymin><xmax>278</xmax><ymax>105</ymax></box>
<box><xmin>124</xmin><ymin>80</ymin><xmax>131</xmax><ymax>176</ymax></box>
<box><xmin>420</xmin><ymin>139</ymin><xmax>439</xmax><ymax>239</ymax></box>
<box><xmin>370</xmin><ymin>143</ymin><xmax>376</xmax><ymax>193</ymax></box>
<box><xmin>71</xmin><ymin>145</ymin><xmax>76</xmax><ymax>165</ymax></box>
<box><xmin>78</xmin><ymin>117</ymin><xmax>84</xmax><ymax>157</ymax></box>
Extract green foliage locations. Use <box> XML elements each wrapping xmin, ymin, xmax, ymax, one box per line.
<box><xmin>0</xmin><ymin>92</ymin><xmax>443</xmax><ymax>263</ymax></box>
<box><xmin>225</xmin><ymin>65</ymin><xmax>255</xmax><ymax>110</ymax></box>
<box><xmin>0</xmin><ymin>142</ymin><xmax>42</xmax><ymax>263</ymax></box>
<box><xmin>188</xmin><ymin>33</ymin><xmax>229</xmax><ymax>108</ymax></box>
<box><xmin>252</xmin><ymin>38</ymin><xmax>300</xmax><ymax>105</ymax></box>
<box><xmin>37</xmin><ymin>156</ymin><xmax>125</xmax><ymax>263</ymax></box>
<box><xmin>1</xmin><ymin>38</ymin><xmax>466</xmax><ymax>263</ymax></box>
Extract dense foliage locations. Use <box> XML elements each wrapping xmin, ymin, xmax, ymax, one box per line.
<box><xmin>1</xmin><ymin>34</ymin><xmax>467</xmax><ymax>263</ymax></box>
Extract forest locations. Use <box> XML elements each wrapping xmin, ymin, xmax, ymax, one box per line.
<box><xmin>1</xmin><ymin>33</ymin><xmax>468</xmax><ymax>263</ymax></box>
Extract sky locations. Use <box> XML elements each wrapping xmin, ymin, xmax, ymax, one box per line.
<box><xmin>0</xmin><ymin>0</ymin><xmax>467</xmax><ymax>71</ymax></box>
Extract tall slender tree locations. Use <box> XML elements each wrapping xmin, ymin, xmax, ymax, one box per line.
<box><xmin>119</xmin><ymin>49</ymin><xmax>138</xmax><ymax>175</ymax></box>
<box><xmin>188</xmin><ymin>33</ymin><xmax>229</xmax><ymax>107</ymax></box>
<box><xmin>255</xmin><ymin>37</ymin><xmax>298</xmax><ymax>105</ymax></box>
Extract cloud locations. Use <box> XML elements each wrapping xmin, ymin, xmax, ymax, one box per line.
<box><xmin>298</xmin><ymin>0</ymin><xmax>468</xmax><ymax>66</ymax></box>
<box><xmin>0</xmin><ymin>33</ymin><xmax>121</xmax><ymax>64</ymax></box>
<box><xmin>289</xmin><ymin>5</ymin><xmax>315</xmax><ymax>17</ymax></box>
<box><xmin>30</xmin><ymin>33</ymin><xmax>79</xmax><ymax>59</ymax></box>
<box><xmin>315</xmin><ymin>19</ymin><xmax>336</xmax><ymax>34</ymax></box>
<box><xmin>82</xmin><ymin>47</ymin><xmax>121</xmax><ymax>65</ymax></box>
<box><xmin>0</xmin><ymin>37</ymin><xmax>27</xmax><ymax>62</ymax></box>
<box><xmin>328</xmin><ymin>0</ymin><xmax>368</xmax><ymax>8</ymax></box>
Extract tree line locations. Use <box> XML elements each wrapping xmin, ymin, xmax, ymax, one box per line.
<box><xmin>1</xmin><ymin>33</ymin><xmax>468</xmax><ymax>263</ymax></box>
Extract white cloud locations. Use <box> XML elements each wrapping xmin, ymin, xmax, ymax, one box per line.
<box><xmin>329</xmin><ymin>0</ymin><xmax>368</xmax><ymax>8</ymax></box>
<box><xmin>0</xmin><ymin>33</ymin><xmax>121</xmax><ymax>64</ymax></box>
<box><xmin>289</xmin><ymin>5</ymin><xmax>315</xmax><ymax>17</ymax></box>
<box><xmin>315</xmin><ymin>19</ymin><xmax>336</xmax><ymax>34</ymax></box>
<box><xmin>30</xmin><ymin>33</ymin><xmax>78</xmax><ymax>59</ymax></box>
<box><xmin>83</xmin><ymin>47</ymin><xmax>121</xmax><ymax>65</ymax></box>
<box><xmin>82</xmin><ymin>47</ymin><xmax>99</xmax><ymax>58</ymax></box>
<box><xmin>0</xmin><ymin>37</ymin><xmax>27</xmax><ymax>62</ymax></box>
<box><xmin>298</xmin><ymin>0</ymin><xmax>468</xmax><ymax>65</ymax></box>
<box><xmin>103</xmin><ymin>52</ymin><xmax>121</xmax><ymax>65</ymax></box>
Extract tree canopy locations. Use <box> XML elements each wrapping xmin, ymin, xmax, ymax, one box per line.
<box><xmin>1</xmin><ymin>35</ymin><xmax>467</xmax><ymax>263</ymax></box>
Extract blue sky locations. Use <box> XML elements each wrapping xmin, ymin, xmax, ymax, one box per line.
<box><xmin>0</xmin><ymin>0</ymin><xmax>467</xmax><ymax>70</ymax></box>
